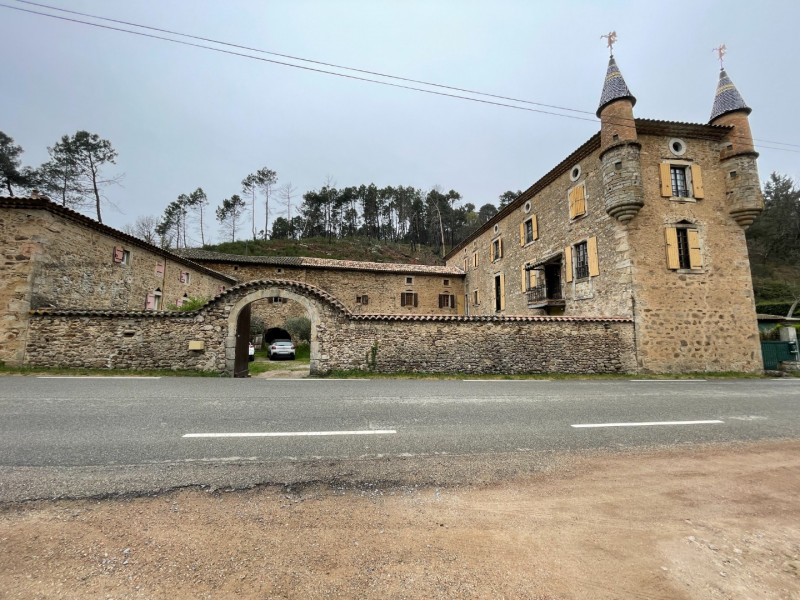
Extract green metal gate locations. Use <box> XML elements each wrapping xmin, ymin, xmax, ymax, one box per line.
<box><xmin>761</xmin><ymin>341</ymin><xmax>794</xmax><ymax>370</ymax></box>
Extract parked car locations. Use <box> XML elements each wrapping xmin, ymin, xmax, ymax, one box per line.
<box><xmin>267</xmin><ymin>340</ymin><xmax>296</xmax><ymax>360</ymax></box>
<box><xmin>248</xmin><ymin>342</ymin><xmax>255</xmax><ymax>362</ymax></box>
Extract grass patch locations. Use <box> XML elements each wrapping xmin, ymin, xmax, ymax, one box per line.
<box><xmin>319</xmin><ymin>370</ymin><xmax>769</xmax><ymax>380</ymax></box>
<box><xmin>0</xmin><ymin>364</ymin><xmax>220</xmax><ymax>377</ymax></box>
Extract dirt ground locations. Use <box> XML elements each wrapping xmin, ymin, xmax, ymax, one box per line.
<box><xmin>1</xmin><ymin>441</ymin><xmax>799</xmax><ymax>599</ymax></box>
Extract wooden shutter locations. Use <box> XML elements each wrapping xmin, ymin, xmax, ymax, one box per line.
<box><xmin>176</xmin><ymin>297</ymin><xmax>184</xmax><ymax>307</ymax></box>
<box><xmin>569</xmin><ymin>185</ymin><xmax>586</xmax><ymax>219</ymax></box>
<box><xmin>687</xmin><ymin>229</ymin><xmax>703</xmax><ymax>269</ymax></box>
<box><xmin>565</xmin><ymin>246</ymin><xmax>573</xmax><ymax>283</ymax></box>
<box><xmin>400</xmin><ymin>293</ymin><xmax>406</xmax><ymax>307</ymax></box>
<box><xmin>521</xmin><ymin>264</ymin><xmax>527</xmax><ymax>292</ymax></box>
<box><xmin>413</xmin><ymin>293</ymin><xmax>418</xmax><ymax>307</ymax></box>
<box><xmin>665</xmin><ymin>228</ymin><xmax>680</xmax><ymax>269</ymax></box>
<box><xmin>660</xmin><ymin>163</ymin><xmax>672</xmax><ymax>197</ymax></box>
<box><xmin>587</xmin><ymin>236</ymin><xmax>599</xmax><ymax>277</ymax></box>
<box><xmin>113</xmin><ymin>246</ymin><xmax>124</xmax><ymax>263</ymax></box>
<box><xmin>180</xmin><ymin>271</ymin><xmax>187</xmax><ymax>283</ymax></box>
<box><xmin>499</xmin><ymin>273</ymin><xmax>505</xmax><ymax>311</ymax></box>
<box><xmin>438</xmin><ymin>294</ymin><xmax>444</xmax><ymax>308</ymax></box>
<box><xmin>690</xmin><ymin>164</ymin><xmax>704</xmax><ymax>199</ymax></box>
<box><xmin>145</xmin><ymin>293</ymin><xmax>155</xmax><ymax>310</ymax></box>
<box><xmin>490</xmin><ymin>243</ymin><xmax>495</xmax><ymax>262</ymax></box>
<box><xmin>519</xmin><ymin>222</ymin><xmax>525</xmax><ymax>246</ymax></box>
<box><xmin>498</xmin><ymin>238</ymin><xmax>503</xmax><ymax>258</ymax></box>
<box><xmin>473</xmin><ymin>252</ymin><xmax>478</xmax><ymax>267</ymax></box>
<box><xmin>532</xmin><ymin>215</ymin><xmax>538</xmax><ymax>240</ymax></box>
<box><xmin>449</xmin><ymin>294</ymin><xmax>455</xmax><ymax>308</ymax></box>
<box><xmin>155</xmin><ymin>262</ymin><xmax>164</xmax><ymax>276</ymax></box>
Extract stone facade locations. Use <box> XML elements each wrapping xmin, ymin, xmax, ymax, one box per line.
<box><xmin>445</xmin><ymin>60</ymin><xmax>764</xmax><ymax>374</ymax></box>
<box><xmin>0</xmin><ymin>198</ymin><xmax>235</xmax><ymax>365</ymax></box>
<box><xmin>179</xmin><ymin>251</ymin><xmax>465</xmax><ymax>316</ymax></box>
<box><xmin>26</xmin><ymin>280</ymin><xmax>636</xmax><ymax>375</ymax></box>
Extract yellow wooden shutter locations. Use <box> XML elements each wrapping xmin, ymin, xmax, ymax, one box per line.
<box><xmin>587</xmin><ymin>236</ymin><xmax>599</xmax><ymax>277</ymax></box>
<box><xmin>575</xmin><ymin>185</ymin><xmax>585</xmax><ymax>217</ymax></box>
<box><xmin>565</xmin><ymin>246</ymin><xmax>573</xmax><ymax>282</ymax></box>
<box><xmin>499</xmin><ymin>273</ymin><xmax>505</xmax><ymax>310</ymax></box>
<box><xmin>490</xmin><ymin>243</ymin><xmax>495</xmax><ymax>262</ymax></box>
<box><xmin>476</xmin><ymin>290</ymin><xmax>480</xmax><ymax>305</ymax></box>
<box><xmin>665</xmin><ymin>228</ymin><xmax>680</xmax><ymax>269</ymax></box>
<box><xmin>521</xmin><ymin>264</ymin><xmax>527</xmax><ymax>292</ymax></box>
<box><xmin>687</xmin><ymin>229</ymin><xmax>703</xmax><ymax>269</ymax></box>
<box><xmin>532</xmin><ymin>215</ymin><xmax>538</xmax><ymax>240</ymax></box>
<box><xmin>519</xmin><ymin>222</ymin><xmax>525</xmax><ymax>246</ymax></box>
<box><xmin>660</xmin><ymin>163</ymin><xmax>672</xmax><ymax>197</ymax></box>
<box><xmin>690</xmin><ymin>164</ymin><xmax>704</xmax><ymax>199</ymax></box>
<box><xmin>568</xmin><ymin>188</ymin><xmax>577</xmax><ymax>219</ymax></box>
<box><xmin>499</xmin><ymin>238</ymin><xmax>503</xmax><ymax>258</ymax></box>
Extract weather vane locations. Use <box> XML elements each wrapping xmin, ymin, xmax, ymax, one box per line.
<box><xmin>601</xmin><ymin>31</ymin><xmax>617</xmax><ymax>55</ymax></box>
<box><xmin>712</xmin><ymin>43</ymin><xmax>727</xmax><ymax>68</ymax></box>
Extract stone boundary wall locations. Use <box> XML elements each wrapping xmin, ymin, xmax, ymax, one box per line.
<box><xmin>25</xmin><ymin>308</ymin><xmax>636</xmax><ymax>376</ymax></box>
<box><xmin>322</xmin><ymin>316</ymin><xmax>636</xmax><ymax>374</ymax></box>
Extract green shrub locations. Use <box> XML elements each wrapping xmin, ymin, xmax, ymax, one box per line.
<box><xmin>167</xmin><ymin>295</ymin><xmax>210</xmax><ymax>312</ymax></box>
<box><xmin>284</xmin><ymin>317</ymin><xmax>311</xmax><ymax>343</ymax></box>
<box><xmin>755</xmin><ymin>301</ymin><xmax>795</xmax><ymax>316</ymax></box>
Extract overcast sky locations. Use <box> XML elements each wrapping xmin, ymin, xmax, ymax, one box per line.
<box><xmin>3</xmin><ymin>0</ymin><xmax>798</xmax><ymax>242</ymax></box>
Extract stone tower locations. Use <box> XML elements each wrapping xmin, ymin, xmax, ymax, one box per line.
<box><xmin>597</xmin><ymin>55</ymin><xmax>645</xmax><ymax>224</ymax></box>
<box><xmin>709</xmin><ymin>68</ymin><xmax>764</xmax><ymax>228</ymax></box>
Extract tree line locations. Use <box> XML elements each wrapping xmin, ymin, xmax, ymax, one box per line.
<box><xmin>1</xmin><ymin>129</ymin><xmax>523</xmax><ymax>254</ymax></box>
<box><xmin>1</xmin><ymin>130</ymin><xmax>120</xmax><ymax>223</ymax></box>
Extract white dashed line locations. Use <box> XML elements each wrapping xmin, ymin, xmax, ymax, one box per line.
<box><xmin>183</xmin><ymin>429</ymin><xmax>397</xmax><ymax>438</ymax></box>
<box><xmin>571</xmin><ymin>420</ymin><xmax>723</xmax><ymax>429</ymax></box>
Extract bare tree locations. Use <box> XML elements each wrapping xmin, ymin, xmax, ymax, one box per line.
<box><xmin>122</xmin><ymin>215</ymin><xmax>159</xmax><ymax>245</ymax></box>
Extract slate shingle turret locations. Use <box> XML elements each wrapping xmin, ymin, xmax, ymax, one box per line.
<box><xmin>709</xmin><ymin>68</ymin><xmax>751</xmax><ymax>122</ymax></box>
<box><xmin>596</xmin><ymin>55</ymin><xmax>636</xmax><ymax>118</ymax></box>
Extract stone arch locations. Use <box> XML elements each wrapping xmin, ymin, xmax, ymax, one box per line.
<box><xmin>220</xmin><ymin>280</ymin><xmax>349</xmax><ymax>376</ymax></box>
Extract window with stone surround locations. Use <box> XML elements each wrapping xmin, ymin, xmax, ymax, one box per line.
<box><xmin>520</xmin><ymin>216</ymin><xmax>538</xmax><ymax>246</ymax></box>
<box><xmin>660</xmin><ymin>162</ymin><xmax>705</xmax><ymax>200</ymax></box>
<box><xmin>113</xmin><ymin>246</ymin><xmax>131</xmax><ymax>265</ymax></box>
<box><xmin>491</xmin><ymin>238</ymin><xmax>503</xmax><ymax>262</ymax></box>
<box><xmin>473</xmin><ymin>290</ymin><xmax>480</xmax><ymax>305</ymax></box>
<box><xmin>438</xmin><ymin>294</ymin><xmax>455</xmax><ymax>308</ymax></box>
<box><xmin>356</xmin><ymin>295</ymin><xmax>369</xmax><ymax>305</ymax></box>
<box><xmin>565</xmin><ymin>237</ymin><xmax>599</xmax><ymax>282</ymax></box>
<box><xmin>180</xmin><ymin>271</ymin><xmax>190</xmax><ymax>284</ymax></box>
<box><xmin>665</xmin><ymin>223</ymin><xmax>702</xmax><ymax>270</ymax></box>
<box><xmin>400</xmin><ymin>292</ymin><xmax>418</xmax><ymax>307</ymax></box>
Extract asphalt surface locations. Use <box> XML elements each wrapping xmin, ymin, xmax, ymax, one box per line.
<box><xmin>1</xmin><ymin>376</ymin><xmax>798</xmax><ymax>501</ymax></box>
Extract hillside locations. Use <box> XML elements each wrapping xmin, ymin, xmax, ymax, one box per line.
<box><xmin>203</xmin><ymin>236</ymin><xmax>445</xmax><ymax>266</ymax></box>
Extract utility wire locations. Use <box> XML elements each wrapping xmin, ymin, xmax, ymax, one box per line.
<box><xmin>3</xmin><ymin>0</ymin><xmax>799</xmax><ymax>154</ymax></box>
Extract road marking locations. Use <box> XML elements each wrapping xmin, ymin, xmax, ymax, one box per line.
<box><xmin>571</xmin><ymin>420</ymin><xmax>723</xmax><ymax>428</ymax></box>
<box><xmin>37</xmin><ymin>376</ymin><xmax>162</xmax><ymax>379</ymax></box>
<box><xmin>629</xmin><ymin>379</ymin><xmax>707</xmax><ymax>382</ymax></box>
<box><xmin>771</xmin><ymin>378</ymin><xmax>800</xmax><ymax>381</ymax></box>
<box><xmin>294</xmin><ymin>379</ymin><xmax>368</xmax><ymax>381</ymax></box>
<box><xmin>464</xmin><ymin>379</ymin><xmax>552</xmax><ymax>382</ymax></box>
<box><xmin>182</xmin><ymin>429</ymin><xmax>396</xmax><ymax>438</ymax></box>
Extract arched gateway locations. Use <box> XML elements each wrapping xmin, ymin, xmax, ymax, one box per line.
<box><xmin>219</xmin><ymin>279</ymin><xmax>349</xmax><ymax>376</ymax></box>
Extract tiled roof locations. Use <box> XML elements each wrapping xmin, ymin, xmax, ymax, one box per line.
<box><xmin>351</xmin><ymin>314</ymin><xmax>633</xmax><ymax>323</ymax></box>
<box><xmin>597</xmin><ymin>55</ymin><xmax>636</xmax><ymax>117</ymax></box>
<box><xmin>0</xmin><ymin>196</ymin><xmax>237</xmax><ymax>284</ymax></box>
<box><xmin>177</xmin><ymin>248</ymin><xmax>464</xmax><ymax>276</ymax></box>
<box><xmin>635</xmin><ymin>118</ymin><xmax>732</xmax><ymax>140</ymax></box>
<box><xmin>710</xmin><ymin>68</ymin><xmax>751</xmax><ymax>122</ymax></box>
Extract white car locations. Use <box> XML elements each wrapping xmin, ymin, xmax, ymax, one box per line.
<box><xmin>267</xmin><ymin>340</ymin><xmax>296</xmax><ymax>360</ymax></box>
<box><xmin>248</xmin><ymin>342</ymin><xmax>255</xmax><ymax>362</ymax></box>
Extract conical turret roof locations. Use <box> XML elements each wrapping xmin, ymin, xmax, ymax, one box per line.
<box><xmin>596</xmin><ymin>55</ymin><xmax>636</xmax><ymax>117</ymax></box>
<box><xmin>709</xmin><ymin>68</ymin><xmax>751</xmax><ymax>122</ymax></box>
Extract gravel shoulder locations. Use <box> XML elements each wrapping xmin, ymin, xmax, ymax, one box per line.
<box><xmin>2</xmin><ymin>441</ymin><xmax>799</xmax><ymax>599</ymax></box>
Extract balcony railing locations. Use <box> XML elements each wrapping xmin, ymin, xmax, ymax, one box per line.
<box><xmin>526</xmin><ymin>283</ymin><xmax>563</xmax><ymax>304</ymax></box>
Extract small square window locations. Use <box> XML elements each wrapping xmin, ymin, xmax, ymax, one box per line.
<box><xmin>356</xmin><ymin>295</ymin><xmax>369</xmax><ymax>305</ymax></box>
<box><xmin>443</xmin><ymin>279</ymin><xmax>450</xmax><ymax>287</ymax></box>
<box><xmin>277</xmin><ymin>268</ymin><xmax>283</xmax><ymax>274</ymax></box>
<box><xmin>405</xmin><ymin>277</ymin><xmax>413</xmax><ymax>285</ymax></box>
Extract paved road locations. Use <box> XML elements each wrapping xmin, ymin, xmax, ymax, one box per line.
<box><xmin>1</xmin><ymin>376</ymin><xmax>798</xmax><ymax>500</ymax></box>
